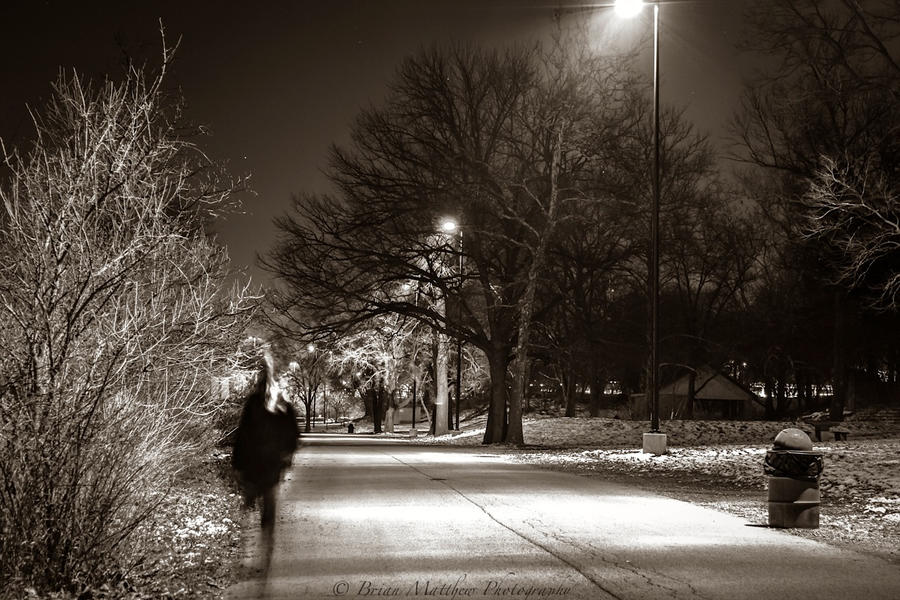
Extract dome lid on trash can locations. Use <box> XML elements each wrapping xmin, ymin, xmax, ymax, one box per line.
<box><xmin>773</xmin><ymin>428</ymin><xmax>813</xmax><ymax>451</ymax></box>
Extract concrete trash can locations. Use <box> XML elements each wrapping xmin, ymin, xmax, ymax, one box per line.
<box><xmin>764</xmin><ymin>428</ymin><xmax>823</xmax><ymax>528</ymax></box>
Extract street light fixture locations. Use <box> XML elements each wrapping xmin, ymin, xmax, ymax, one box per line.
<box><xmin>305</xmin><ymin>344</ymin><xmax>318</xmax><ymax>429</ymax></box>
<box><xmin>441</xmin><ymin>217</ymin><xmax>464</xmax><ymax>431</ymax></box>
<box><xmin>614</xmin><ymin>0</ymin><xmax>666</xmax><ymax>454</ymax></box>
<box><xmin>614</xmin><ymin>0</ymin><xmax>644</xmax><ymax>18</ymax></box>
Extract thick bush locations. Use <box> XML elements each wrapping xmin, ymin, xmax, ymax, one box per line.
<box><xmin>0</xmin><ymin>40</ymin><xmax>256</xmax><ymax>595</ymax></box>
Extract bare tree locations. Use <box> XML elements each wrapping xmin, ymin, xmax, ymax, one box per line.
<box><xmin>666</xmin><ymin>186</ymin><xmax>760</xmax><ymax>367</ymax></box>
<box><xmin>329</xmin><ymin>311</ymin><xmax>430</xmax><ymax>434</ymax></box>
<box><xmin>0</xmin><ymin>37</ymin><xmax>256</xmax><ymax>593</ymax></box>
<box><xmin>732</xmin><ymin>0</ymin><xmax>900</xmax><ymax>420</ymax></box>
<box><xmin>543</xmin><ymin>204</ymin><xmax>637</xmax><ymax>415</ymax></box>
<box><xmin>804</xmin><ymin>155</ymin><xmax>900</xmax><ymax>309</ymax></box>
<box><xmin>265</xmin><ymin>33</ymin><xmax>643</xmax><ymax>444</ymax></box>
<box><xmin>284</xmin><ymin>345</ymin><xmax>328</xmax><ymax>433</ymax></box>
<box><xmin>263</xmin><ymin>44</ymin><xmax>541</xmax><ymax>444</ymax></box>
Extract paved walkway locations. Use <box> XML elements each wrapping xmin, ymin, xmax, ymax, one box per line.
<box><xmin>227</xmin><ymin>433</ymin><xmax>900</xmax><ymax>600</ymax></box>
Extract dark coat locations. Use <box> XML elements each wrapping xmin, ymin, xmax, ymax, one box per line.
<box><xmin>232</xmin><ymin>377</ymin><xmax>299</xmax><ymax>496</ymax></box>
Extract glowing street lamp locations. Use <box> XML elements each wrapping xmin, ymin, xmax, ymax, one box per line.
<box><xmin>615</xmin><ymin>0</ymin><xmax>644</xmax><ymax>18</ymax></box>
<box><xmin>615</xmin><ymin>0</ymin><xmax>665</xmax><ymax>454</ymax></box>
<box><xmin>440</xmin><ymin>218</ymin><xmax>458</xmax><ymax>234</ymax></box>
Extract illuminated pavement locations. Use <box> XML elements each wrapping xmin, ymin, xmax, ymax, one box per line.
<box><xmin>227</xmin><ymin>433</ymin><xmax>900</xmax><ymax>600</ymax></box>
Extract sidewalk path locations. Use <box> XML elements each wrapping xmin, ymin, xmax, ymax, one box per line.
<box><xmin>227</xmin><ymin>433</ymin><xmax>900</xmax><ymax>600</ymax></box>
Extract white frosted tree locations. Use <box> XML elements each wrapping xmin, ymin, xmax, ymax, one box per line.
<box><xmin>804</xmin><ymin>155</ymin><xmax>900</xmax><ymax>309</ymax></box>
<box><xmin>0</xmin><ymin>38</ymin><xmax>257</xmax><ymax>592</ymax></box>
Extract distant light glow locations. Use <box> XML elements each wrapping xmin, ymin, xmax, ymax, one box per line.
<box><xmin>615</xmin><ymin>0</ymin><xmax>645</xmax><ymax>18</ymax></box>
<box><xmin>440</xmin><ymin>218</ymin><xmax>458</xmax><ymax>234</ymax></box>
<box><xmin>307</xmin><ymin>344</ymin><xmax>316</xmax><ymax>353</ymax></box>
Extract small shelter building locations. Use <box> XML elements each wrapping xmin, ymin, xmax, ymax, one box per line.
<box><xmin>630</xmin><ymin>365</ymin><xmax>765</xmax><ymax>420</ymax></box>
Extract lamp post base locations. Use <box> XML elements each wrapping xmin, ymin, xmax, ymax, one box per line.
<box><xmin>643</xmin><ymin>432</ymin><xmax>667</xmax><ymax>455</ymax></box>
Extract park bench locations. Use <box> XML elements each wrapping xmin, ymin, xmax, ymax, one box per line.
<box><xmin>805</xmin><ymin>420</ymin><xmax>849</xmax><ymax>442</ymax></box>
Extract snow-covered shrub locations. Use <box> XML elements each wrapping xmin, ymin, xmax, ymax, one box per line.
<box><xmin>0</xmin><ymin>39</ymin><xmax>256</xmax><ymax>595</ymax></box>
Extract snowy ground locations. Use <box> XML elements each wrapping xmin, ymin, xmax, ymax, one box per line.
<box><xmin>424</xmin><ymin>411</ymin><xmax>900</xmax><ymax>499</ymax></box>
<box><xmin>413</xmin><ymin>408</ymin><xmax>900</xmax><ymax>564</ymax></box>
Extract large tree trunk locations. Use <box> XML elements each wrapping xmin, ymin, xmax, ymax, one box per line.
<box><xmin>507</xmin><ymin>124</ymin><xmax>565</xmax><ymax>445</ymax></box>
<box><xmin>776</xmin><ymin>379</ymin><xmax>788</xmax><ymax>417</ymax></box>
<box><xmin>563</xmin><ymin>367</ymin><xmax>577</xmax><ymax>418</ymax></box>
<box><xmin>483</xmin><ymin>345</ymin><xmax>509</xmax><ymax>444</ymax></box>
<box><xmin>508</xmin><ymin>357</ymin><xmax>527</xmax><ymax>444</ymax></box>
<box><xmin>686</xmin><ymin>371</ymin><xmax>695</xmax><ymax>420</ymax></box>
<box><xmin>362</xmin><ymin>390</ymin><xmax>373</xmax><ymax>418</ymax></box>
<box><xmin>384</xmin><ymin>390</ymin><xmax>396</xmax><ymax>433</ymax></box>
<box><xmin>764</xmin><ymin>379</ymin><xmax>775</xmax><ymax>420</ymax></box>
<box><xmin>589</xmin><ymin>368</ymin><xmax>605</xmax><ymax>417</ymax></box>
<box><xmin>304</xmin><ymin>400</ymin><xmax>313</xmax><ymax>433</ymax></box>
<box><xmin>371</xmin><ymin>386</ymin><xmax>384</xmax><ymax>434</ymax></box>
<box><xmin>794</xmin><ymin>369</ymin><xmax>809</xmax><ymax>415</ymax></box>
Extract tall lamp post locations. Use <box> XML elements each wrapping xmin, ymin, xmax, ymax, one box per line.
<box><xmin>616</xmin><ymin>0</ymin><xmax>666</xmax><ymax>454</ymax></box>
<box><xmin>403</xmin><ymin>281</ymin><xmax>421</xmax><ymax>437</ymax></box>
<box><xmin>306</xmin><ymin>343</ymin><xmax>318</xmax><ymax>430</ymax></box>
<box><xmin>440</xmin><ymin>217</ymin><xmax>464</xmax><ymax>431</ymax></box>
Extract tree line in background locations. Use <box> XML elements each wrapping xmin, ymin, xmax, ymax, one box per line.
<box><xmin>265</xmin><ymin>0</ymin><xmax>900</xmax><ymax>442</ymax></box>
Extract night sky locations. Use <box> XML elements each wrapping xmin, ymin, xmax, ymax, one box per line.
<box><xmin>1</xmin><ymin>1</ymin><xmax>754</xmax><ymax>284</ymax></box>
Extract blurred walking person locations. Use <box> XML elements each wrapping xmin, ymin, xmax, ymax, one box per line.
<box><xmin>232</xmin><ymin>351</ymin><xmax>299</xmax><ymax>573</ymax></box>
